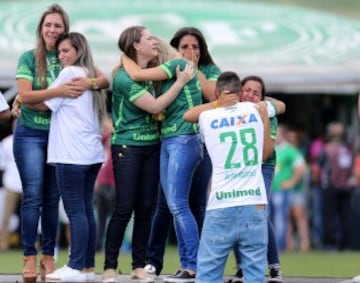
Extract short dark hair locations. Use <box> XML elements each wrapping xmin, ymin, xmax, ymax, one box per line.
<box><xmin>216</xmin><ymin>71</ymin><xmax>241</xmax><ymax>95</ymax></box>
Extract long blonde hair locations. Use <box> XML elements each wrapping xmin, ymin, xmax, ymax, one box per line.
<box><xmin>154</xmin><ymin>36</ymin><xmax>180</xmax><ymax>64</ymax></box>
<box><xmin>112</xmin><ymin>26</ymin><xmax>146</xmax><ymax>76</ymax></box>
<box><xmin>35</xmin><ymin>3</ymin><xmax>70</xmax><ymax>88</ymax></box>
<box><xmin>56</xmin><ymin>32</ymin><xmax>107</xmax><ymax>126</ymax></box>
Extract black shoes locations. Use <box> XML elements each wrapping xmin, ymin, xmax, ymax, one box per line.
<box><xmin>226</xmin><ymin>267</ymin><xmax>283</xmax><ymax>283</ymax></box>
<box><xmin>164</xmin><ymin>270</ymin><xmax>195</xmax><ymax>283</ymax></box>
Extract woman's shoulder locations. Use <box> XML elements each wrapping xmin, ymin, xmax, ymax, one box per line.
<box><xmin>60</xmin><ymin>66</ymin><xmax>87</xmax><ymax>77</ymax></box>
<box><xmin>18</xmin><ymin>49</ymin><xmax>35</xmax><ymax>61</ymax></box>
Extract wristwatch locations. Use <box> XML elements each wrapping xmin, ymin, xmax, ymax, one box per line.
<box><xmin>88</xmin><ymin>78</ymin><xmax>99</xmax><ymax>90</ymax></box>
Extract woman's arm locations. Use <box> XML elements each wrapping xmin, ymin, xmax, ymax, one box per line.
<box><xmin>197</xmin><ymin>70</ymin><xmax>216</xmax><ymax>102</ymax></box>
<box><xmin>122</xmin><ymin>55</ymin><xmax>168</xmax><ymax>81</ymax></box>
<box><xmin>0</xmin><ymin>108</ymin><xmax>10</xmax><ymax>122</ymax></box>
<box><xmin>183</xmin><ymin>92</ymin><xmax>239</xmax><ymax>123</ymax></box>
<box><xmin>264</xmin><ymin>96</ymin><xmax>286</xmax><ymax>115</ymax></box>
<box><xmin>133</xmin><ymin>65</ymin><xmax>194</xmax><ymax>114</ymax></box>
<box><xmin>17</xmin><ymin>79</ymin><xmax>82</xmax><ymax>104</ymax></box>
<box><xmin>70</xmin><ymin>67</ymin><xmax>110</xmax><ymax>91</ymax></box>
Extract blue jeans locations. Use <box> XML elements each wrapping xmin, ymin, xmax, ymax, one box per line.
<box><xmin>56</xmin><ymin>163</ymin><xmax>101</xmax><ymax>270</ymax></box>
<box><xmin>146</xmin><ymin>144</ymin><xmax>210</xmax><ymax>274</ymax></box>
<box><xmin>234</xmin><ymin>165</ymin><xmax>280</xmax><ymax>266</ymax></box>
<box><xmin>270</xmin><ymin>190</ymin><xmax>290</xmax><ymax>251</ymax></box>
<box><xmin>189</xmin><ymin>145</ymin><xmax>211</xmax><ymax>232</ymax></box>
<box><xmin>160</xmin><ymin>134</ymin><xmax>202</xmax><ymax>272</ymax></box>
<box><xmin>13</xmin><ymin>123</ymin><xmax>59</xmax><ymax>256</ymax></box>
<box><xmin>196</xmin><ymin>206</ymin><xmax>267</xmax><ymax>283</ymax></box>
<box><xmin>105</xmin><ymin>144</ymin><xmax>160</xmax><ymax>270</ymax></box>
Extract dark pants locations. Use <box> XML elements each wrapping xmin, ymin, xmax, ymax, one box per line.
<box><xmin>104</xmin><ymin>144</ymin><xmax>160</xmax><ymax>270</ymax></box>
<box><xmin>56</xmin><ymin>163</ymin><xmax>101</xmax><ymax>269</ymax></box>
<box><xmin>323</xmin><ymin>186</ymin><xmax>351</xmax><ymax>250</ymax></box>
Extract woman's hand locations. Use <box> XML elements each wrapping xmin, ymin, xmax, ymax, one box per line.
<box><xmin>11</xmin><ymin>96</ymin><xmax>22</xmax><ymax>118</ymax></box>
<box><xmin>217</xmin><ymin>91</ymin><xmax>239</xmax><ymax>107</ymax></box>
<box><xmin>69</xmin><ymin>77</ymin><xmax>91</xmax><ymax>92</ymax></box>
<box><xmin>175</xmin><ymin>64</ymin><xmax>195</xmax><ymax>86</ymax></box>
<box><xmin>57</xmin><ymin>83</ymin><xmax>83</xmax><ymax>98</ymax></box>
<box><xmin>181</xmin><ymin>47</ymin><xmax>199</xmax><ymax>69</ymax></box>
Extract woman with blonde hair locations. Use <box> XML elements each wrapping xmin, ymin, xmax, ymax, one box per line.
<box><xmin>13</xmin><ymin>4</ymin><xmax>108</xmax><ymax>282</ymax></box>
<box><xmin>102</xmin><ymin>26</ymin><xmax>194</xmax><ymax>283</ymax></box>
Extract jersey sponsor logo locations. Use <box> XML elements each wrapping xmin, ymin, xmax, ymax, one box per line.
<box><xmin>34</xmin><ymin>116</ymin><xmax>50</xmax><ymax>126</ymax></box>
<box><xmin>132</xmin><ymin>132</ymin><xmax>159</xmax><ymax>141</ymax></box>
<box><xmin>161</xmin><ymin>123</ymin><xmax>177</xmax><ymax>135</ymax></box>
<box><xmin>210</xmin><ymin>113</ymin><xmax>258</xmax><ymax>129</ymax></box>
<box><xmin>216</xmin><ymin>187</ymin><xmax>261</xmax><ymax>200</ymax></box>
<box><xmin>225</xmin><ymin>170</ymin><xmax>256</xmax><ymax>179</ymax></box>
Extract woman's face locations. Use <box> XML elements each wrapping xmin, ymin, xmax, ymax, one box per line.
<box><xmin>41</xmin><ymin>13</ymin><xmax>66</xmax><ymax>50</ymax></box>
<box><xmin>58</xmin><ymin>39</ymin><xmax>77</xmax><ymax>67</ymax></box>
<box><xmin>135</xmin><ymin>29</ymin><xmax>158</xmax><ymax>60</ymax></box>
<box><xmin>178</xmin><ymin>35</ymin><xmax>200</xmax><ymax>64</ymax></box>
<box><xmin>240</xmin><ymin>80</ymin><xmax>263</xmax><ymax>103</ymax></box>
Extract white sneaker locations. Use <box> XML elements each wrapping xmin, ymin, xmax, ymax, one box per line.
<box><xmin>85</xmin><ymin>271</ymin><xmax>96</xmax><ymax>282</ymax></box>
<box><xmin>353</xmin><ymin>275</ymin><xmax>360</xmax><ymax>283</ymax></box>
<box><xmin>144</xmin><ymin>264</ymin><xmax>157</xmax><ymax>275</ymax></box>
<box><xmin>46</xmin><ymin>265</ymin><xmax>87</xmax><ymax>282</ymax></box>
<box><xmin>49</xmin><ymin>265</ymin><xmax>68</xmax><ymax>276</ymax></box>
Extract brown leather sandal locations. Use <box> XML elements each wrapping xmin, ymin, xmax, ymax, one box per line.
<box><xmin>39</xmin><ymin>255</ymin><xmax>55</xmax><ymax>281</ymax></box>
<box><xmin>23</xmin><ymin>256</ymin><xmax>37</xmax><ymax>282</ymax></box>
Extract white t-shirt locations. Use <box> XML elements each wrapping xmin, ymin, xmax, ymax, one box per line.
<box><xmin>0</xmin><ymin>92</ymin><xmax>9</xmax><ymax>112</ymax></box>
<box><xmin>45</xmin><ymin>66</ymin><xmax>105</xmax><ymax>165</ymax></box>
<box><xmin>0</xmin><ymin>135</ymin><xmax>22</xmax><ymax>193</ymax></box>
<box><xmin>199</xmin><ymin>102</ymin><xmax>267</xmax><ymax>211</ymax></box>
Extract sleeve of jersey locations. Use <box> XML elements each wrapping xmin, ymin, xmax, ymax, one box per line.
<box><xmin>198</xmin><ymin>113</ymin><xmax>206</xmax><ymax>143</ymax></box>
<box><xmin>265</xmin><ymin>101</ymin><xmax>276</xmax><ymax>118</ymax></box>
<box><xmin>204</xmin><ymin>64</ymin><xmax>221</xmax><ymax>81</ymax></box>
<box><xmin>15</xmin><ymin>51</ymin><xmax>34</xmax><ymax>81</ymax></box>
<box><xmin>159</xmin><ymin>59</ymin><xmax>185</xmax><ymax>79</ymax></box>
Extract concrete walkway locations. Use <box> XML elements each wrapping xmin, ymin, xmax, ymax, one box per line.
<box><xmin>0</xmin><ymin>274</ymin><xmax>354</xmax><ymax>283</ymax></box>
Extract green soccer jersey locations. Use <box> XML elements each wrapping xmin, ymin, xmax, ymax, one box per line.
<box><xmin>198</xmin><ymin>63</ymin><xmax>221</xmax><ymax>103</ymax></box>
<box><xmin>272</xmin><ymin>142</ymin><xmax>304</xmax><ymax>192</ymax></box>
<box><xmin>16</xmin><ymin>50</ymin><xmax>61</xmax><ymax>130</ymax></box>
<box><xmin>111</xmin><ymin>68</ymin><xmax>160</xmax><ymax>146</ymax></box>
<box><xmin>263</xmin><ymin>116</ymin><xmax>278</xmax><ymax>166</ymax></box>
<box><xmin>159</xmin><ymin>58</ymin><xmax>202</xmax><ymax>138</ymax></box>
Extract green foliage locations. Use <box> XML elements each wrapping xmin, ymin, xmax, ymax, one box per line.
<box><xmin>1</xmin><ymin>247</ymin><xmax>360</xmax><ymax>278</ymax></box>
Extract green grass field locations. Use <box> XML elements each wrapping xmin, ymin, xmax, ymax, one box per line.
<box><xmin>1</xmin><ymin>247</ymin><xmax>360</xmax><ymax>278</ymax></box>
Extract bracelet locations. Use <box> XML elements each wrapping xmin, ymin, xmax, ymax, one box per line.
<box><xmin>88</xmin><ymin>78</ymin><xmax>99</xmax><ymax>90</ymax></box>
<box><xmin>213</xmin><ymin>100</ymin><xmax>219</xmax><ymax>108</ymax></box>
<box><xmin>16</xmin><ymin>96</ymin><xmax>22</xmax><ymax>104</ymax></box>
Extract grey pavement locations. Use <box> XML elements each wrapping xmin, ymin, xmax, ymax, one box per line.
<box><xmin>0</xmin><ymin>274</ymin><xmax>354</xmax><ymax>283</ymax></box>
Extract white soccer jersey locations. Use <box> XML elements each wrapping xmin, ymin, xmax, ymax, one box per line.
<box><xmin>45</xmin><ymin>66</ymin><xmax>104</xmax><ymax>165</ymax></box>
<box><xmin>199</xmin><ymin>102</ymin><xmax>267</xmax><ymax>210</ymax></box>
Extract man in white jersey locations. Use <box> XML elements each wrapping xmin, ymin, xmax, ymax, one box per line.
<box><xmin>184</xmin><ymin>71</ymin><xmax>273</xmax><ymax>283</ymax></box>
